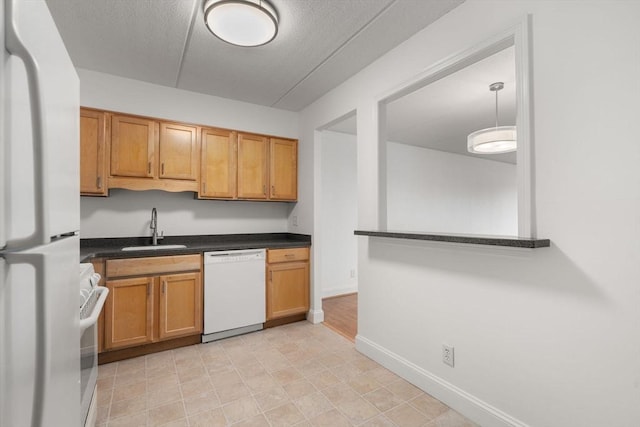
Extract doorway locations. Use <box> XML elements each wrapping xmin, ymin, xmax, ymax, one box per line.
<box><xmin>318</xmin><ymin>112</ymin><xmax>358</xmax><ymax>340</ymax></box>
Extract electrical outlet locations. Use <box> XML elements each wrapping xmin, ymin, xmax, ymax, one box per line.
<box><xmin>350</xmin><ymin>269</ymin><xmax>356</xmax><ymax>278</ymax></box>
<box><xmin>442</xmin><ymin>345</ymin><xmax>454</xmax><ymax>367</ymax></box>
<box><xmin>292</xmin><ymin>215</ymin><xmax>298</xmax><ymax>226</ymax></box>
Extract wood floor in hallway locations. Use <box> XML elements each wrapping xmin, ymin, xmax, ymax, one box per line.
<box><xmin>322</xmin><ymin>292</ymin><xmax>357</xmax><ymax>341</ymax></box>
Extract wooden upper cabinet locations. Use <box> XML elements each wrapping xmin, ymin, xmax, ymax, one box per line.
<box><xmin>237</xmin><ymin>133</ymin><xmax>269</xmax><ymax>199</ymax></box>
<box><xmin>110</xmin><ymin>115</ymin><xmax>156</xmax><ymax>178</ymax></box>
<box><xmin>80</xmin><ymin>108</ymin><xmax>108</xmax><ymax>196</ymax></box>
<box><xmin>200</xmin><ymin>128</ymin><xmax>237</xmax><ymax>199</ymax></box>
<box><xmin>108</xmin><ymin>114</ymin><xmax>199</xmax><ymax>192</ymax></box>
<box><xmin>159</xmin><ymin>122</ymin><xmax>199</xmax><ymax>181</ymax></box>
<box><xmin>80</xmin><ymin>108</ymin><xmax>297</xmax><ymax>199</ymax></box>
<box><xmin>269</xmin><ymin>138</ymin><xmax>297</xmax><ymax>201</ymax></box>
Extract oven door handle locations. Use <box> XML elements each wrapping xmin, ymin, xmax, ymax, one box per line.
<box><xmin>79</xmin><ymin>286</ymin><xmax>109</xmax><ymax>332</ymax></box>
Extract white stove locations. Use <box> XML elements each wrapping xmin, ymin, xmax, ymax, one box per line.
<box><xmin>79</xmin><ymin>263</ymin><xmax>108</xmax><ymax>427</ymax></box>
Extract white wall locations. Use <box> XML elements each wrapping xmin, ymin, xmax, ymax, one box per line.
<box><xmin>387</xmin><ymin>143</ymin><xmax>517</xmax><ymax>235</ymax></box>
<box><xmin>300</xmin><ymin>1</ymin><xmax>640</xmax><ymax>426</ymax></box>
<box><xmin>319</xmin><ymin>131</ymin><xmax>358</xmax><ymax>297</ymax></box>
<box><xmin>80</xmin><ymin>190</ymin><xmax>290</xmax><ymax>238</ymax></box>
<box><xmin>78</xmin><ymin>69</ymin><xmax>298</xmax><ymax>138</ymax></box>
<box><xmin>78</xmin><ymin>69</ymin><xmax>299</xmax><ymax>238</ymax></box>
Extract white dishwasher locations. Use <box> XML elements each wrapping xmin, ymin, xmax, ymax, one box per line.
<box><xmin>202</xmin><ymin>249</ymin><xmax>266</xmax><ymax>342</ymax></box>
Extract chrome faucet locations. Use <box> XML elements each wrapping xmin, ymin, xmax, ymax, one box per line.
<box><xmin>150</xmin><ymin>207</ymin><xmax>163</xmax><ymax>245</ymax></box>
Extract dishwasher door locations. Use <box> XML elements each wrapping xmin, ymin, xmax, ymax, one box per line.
<box><xmin>202</xmin><ymin>249</ymin><xmax>266</xmax><ymax>342</ymax></box>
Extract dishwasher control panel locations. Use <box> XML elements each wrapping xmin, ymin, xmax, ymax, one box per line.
<box><xmin>204</xmin><ymin>249</ymin><xmax>265</xmax><ymax>264</ymax></box>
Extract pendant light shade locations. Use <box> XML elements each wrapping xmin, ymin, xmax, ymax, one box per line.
<box><xmin>204</xmin><ymin>0</ymin><xmax>278</xmax><ymax>47</ymax></box>
<box><xmin>468</xmin><ymin>82</ymin><xmax>516</xmax><ymax>154</ymax></box>
<box><xmin>467</xmin><ymin>126</ymin><xmax>517</xmax><ymax>154</ymax></box>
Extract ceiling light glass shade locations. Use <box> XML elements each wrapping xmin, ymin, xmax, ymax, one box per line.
<box><xmin>467</xmin><ymin>126</ymin><xmax>517</xmax><ymax>154</ymax></box>
<box><xmin>204</xmin><ymin>0</ymin><xmax>278</xmax><ymax>47</ymax></box>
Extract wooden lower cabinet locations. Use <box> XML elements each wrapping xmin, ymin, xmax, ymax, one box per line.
<box><xmin>266</xmin><ymin>248</ymin><xmax>310</xmax><ymax>321</ymax></box>
<box><xmin>158</xmin><ymin>272</ymin><xmax>202</xmax><ymax>339</ymax></box>
<box><xmin>105</xmin><ymin>276</ymin><xmax>154</xmax><ymax>349</ymax></box>
<box><xmin>267</xmin><ymin>262</ymin><xmax>309</xmax><ymax>319</ymax></box>
<box><xmin>102</xmin><ymin>255</ymin><xmax>202</xmax><ymax>352</ymax></box>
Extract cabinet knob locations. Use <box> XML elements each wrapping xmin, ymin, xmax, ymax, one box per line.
<box><xmin>161</xmin><ymin>163</ymin><xmax>165</xmax><ymax>175</ymax></box>
<box><xmin>148</xmin><ymin>162</ymin><xmax>152</xmax><ymax>174</ymax></box>
<box><xmin>96</xmin><ymin>176</ymin><xmax>102</xmax><ymax>189</ymax></box>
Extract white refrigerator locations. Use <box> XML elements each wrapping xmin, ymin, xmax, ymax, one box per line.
<box><xmin>1</xmin><ymin>0</ymin><xmax>81</xmax><ymax>426</ymax></box>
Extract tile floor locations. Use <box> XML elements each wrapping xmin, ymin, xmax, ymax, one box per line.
<box><xmin>96</xmin><ymin>322</ymin><xmax>478</xmax><ymax>427</ymax></box>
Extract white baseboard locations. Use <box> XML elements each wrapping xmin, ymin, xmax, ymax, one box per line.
<box><xmin>307</xmin><ymin>309</ymin><xmax>324</xmax><ymax>324</ymax></box>
<box><xmin>322</xmin><ymin>284</ymin><xmax>357</xmax><ymax>298</ymax></box>
<box><xmin>355</xmin><ymin>335</ymin><xmax>529</xmax><ymax>427</ymax></box>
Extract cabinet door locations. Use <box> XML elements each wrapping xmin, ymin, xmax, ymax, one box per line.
<box><xmin>200</xmin><ymin>128</ymin><xmax>237</xmax><ymax>199</ymax></box>
<box><xmin>266</xmin><ymin>262</ymin><xmax>309</xmax><ymax>320</ymax></box>
<box><xmin>158</xmin><ymin>272</ymin><xmax>202</xmax><ymax>340</ymax></box>
<box><xmin>269</xmin><ymin>138</ymin><xmax>297</xmax><ymax>201</ymax></box>
<box><xmin>110</xmin><ymin>115</ymin><xmax>156</xmax><ymax>178</ymax></box>
<box><xmin>159</xmin><ymin>122</ymin><xmax>199</xmax><ymax>181</ymax></box>
<box><xmin>104</xmin><ymin>276</ymin><xmax>154</xmax><ymax>349</ymax></box>
<box><xmin>237</xmin><ymin>133</ymin><xmax>268</xmax><ymax>199</ymax></box>
<box><xmin>80</xmin><ymin>109</ymin><xmax>108</xmax><ymax>195</ymax></box>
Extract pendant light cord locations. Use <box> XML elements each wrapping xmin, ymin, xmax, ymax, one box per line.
<box><xmin>495</xmin><ymin>87</ymin><xmax>499</xmax><ymax>129</ymax></box>
<box><xmin>489</xmin><ymin>81</ymin><xmax>504</xmax><ymax>129</ymax></box>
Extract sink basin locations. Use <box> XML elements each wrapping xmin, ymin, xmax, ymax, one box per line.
<box><xmin>122</xmin><ymin>244</ymin><xmax>187</xmax><ymax>251</ymax></box>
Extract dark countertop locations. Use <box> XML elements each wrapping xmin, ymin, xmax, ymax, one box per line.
<box><xmin>354</xmin><ymin>230</ymin><xmax>550</xmax><ymax>248</ymax></box>
<box><xmin>81</xmin><ymin>233</ymin><xmax>312</xmax><ymax>262</ymax></box>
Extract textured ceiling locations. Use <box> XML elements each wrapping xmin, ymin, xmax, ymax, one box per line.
<box><xmin>46</xmin><ymin>0</ymin><xmax>464</xmax><ymax>111</ymax></box>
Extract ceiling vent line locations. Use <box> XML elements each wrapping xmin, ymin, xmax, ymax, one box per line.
<box><xmin>174</xmin><ymin>0</ymin><xmax>202</xmax><ymax>87</ymax></box>
<box><xmin>270</xmin><ymin>0</ymin><xmax>398</xmax><ymax>108</ymax></box>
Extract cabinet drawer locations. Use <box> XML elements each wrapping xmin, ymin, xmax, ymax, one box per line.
<box><xmin>106</xmin><ymin>254</ymin><xmax>201</xmax><ymax>278</ymax></box>
<box><xmin>267</xmin><ymin>247</ymin><xmax>309</xmax><ymax>263</ymax></box>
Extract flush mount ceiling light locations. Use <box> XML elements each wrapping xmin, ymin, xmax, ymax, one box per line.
<box><xmin>467</xmin><ymin>82</ymin><xmax>517</xmax><ymax>154</ymax></box>
<box><xmin>204</xmin><ymin>0</ymin><xmax>278</xmax><ymax>47</ymax></box>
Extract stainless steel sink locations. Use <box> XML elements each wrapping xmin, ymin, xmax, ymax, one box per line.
<box><xmin>121</xmin><ymin>244</ymin><xmax>186</xmax><ymax>251</ymax></box>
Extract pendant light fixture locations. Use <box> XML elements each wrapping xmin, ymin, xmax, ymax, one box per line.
<box><xmin>204</xmin><ymin>0</ymin><xmax>278</xmax><ymax>47</ymax></box>
<box><xmin>467</xmin><ymin>82</ymin><xmax>517</xmax><ymax>154</ymax></box>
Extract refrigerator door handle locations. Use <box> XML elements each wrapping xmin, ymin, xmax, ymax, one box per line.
<box><xmin>79</xmin><ymin>286</ymin><xmax>109</xmax><ymax>332</ymax></box>
<box><xmin>3</xmin><ymin>252</ymin><xmax>49</xmax><ymax>427</ymax></box>
<box><xmin>4</xmin><ymin>0</ymin><xmax>51</xmax><ymax>249</ymax></box>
